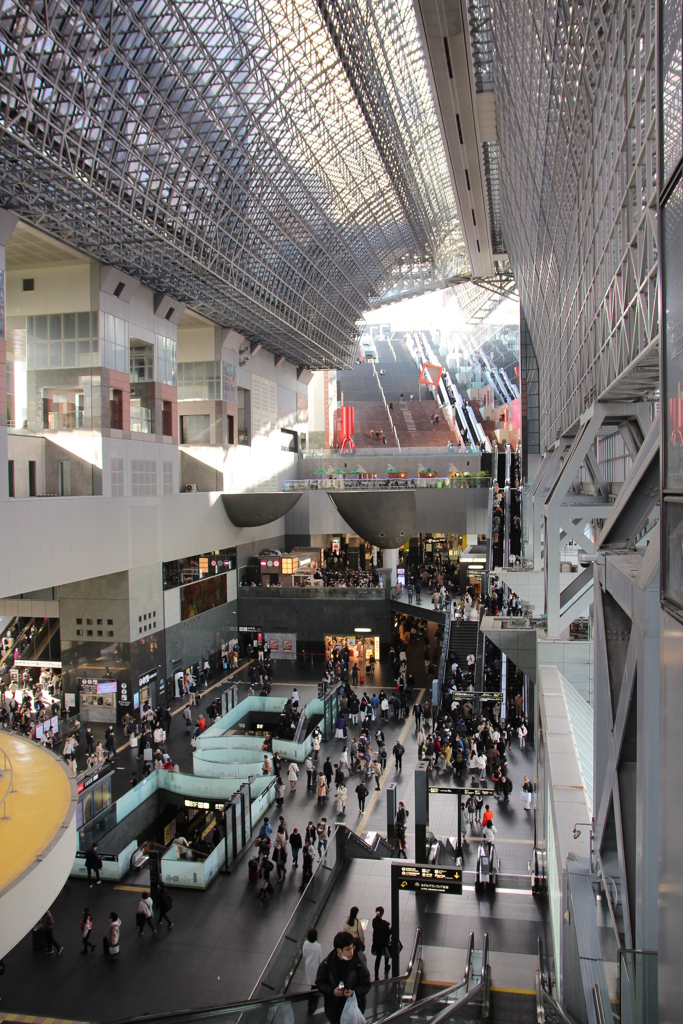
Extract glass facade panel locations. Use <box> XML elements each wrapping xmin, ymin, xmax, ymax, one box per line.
<box><xmin>27</xmin><ymin>313</ymin><xmax>98</xmax><ymax>370</ymax></box>
<box><xmin>663</xmin><ymin>499</ymin><xmax>683</xmax><ymax>606</ymax></box>
<box><xmin>155</xmin><ymin>334</ymin><xmax>177</xmax><ymax>386</ymax></box>
<box><xmin>181</xmin><ymin>414</ymin><xmax>211</xmax><ymax>444</ymax></box>
<box><xmin>100</xmin><ymin>312</ymin><xmax>129</xmax><ymax>373</ymax></box>
<box><xmin>663</xmin><ymin>177</ymin><xmax>683</xmax><ymax>490</ymax></box>
<box><xmin>662</xmin><ymin>0</ymin><xmax>683</xmax><ymax>183</ymax></box>
<box><xmin>177</xmin><ymin>361</ymin><xmax>221</xmax><ymax>401</ymax></box>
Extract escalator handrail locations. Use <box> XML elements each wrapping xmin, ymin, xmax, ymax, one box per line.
<box><xmin>381</xmin><ymin>933</ymin><xmax>488</xmax><ymax>1024</ymax></box>
<box><xmin>536</xmin><ymin>938</ymin><xmax>574</xmax><ymax>1024</ymax></box>
<box><xmin>104</xmin><ymin>928</ymin><xmax>423</xmax><ymax>1024</ymax></box>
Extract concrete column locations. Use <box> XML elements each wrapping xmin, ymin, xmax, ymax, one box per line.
<box><xmin>386</xmin><ymin>783</ymin><xmax>397</xmax><ymax>846</ymax></box>
<box><xmin>0</xmin><ymin>211</ymin><xmax>17</xmax><ymax>504</ymax></box>
<box><xmin>414</xmin><ymin>762</ymin><xmax>429</xmax><ymax>863</ymax></box>
<box><xmin>382</xmin><ymin>547</ymin><xmax>398</xmax><ymax>585</ymax></box>
<box><xmin>544</xmin><ymin>510</ymin><xmax>561</xmax><ymax>637</ymax></box>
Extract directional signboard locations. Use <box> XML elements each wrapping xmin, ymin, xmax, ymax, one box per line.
<box><xmin>392</xmin><ymin>862</ymin><xmax>462</xmax><ymax>895</ymax></box>
<box><xmin>428</xmin><ymin>786</ymin><xmax>495</xmax><ymax>796</ymax></box>
<box><xmin>448</xmin><ymin>691</ymin><xmax>503</xmax><ymax>702</ymax></box>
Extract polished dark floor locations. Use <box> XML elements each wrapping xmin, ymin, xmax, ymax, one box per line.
<box><xmin>0</xmin><ymin>627</ymin><xmax>547</xmax><ymax>1022</ymax></box>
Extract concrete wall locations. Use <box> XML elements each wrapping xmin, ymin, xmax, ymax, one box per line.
<box><xmin>237</xmin><ymin>587</ymin><xmax>391</xmax><ymax>644</ymax></box>
<box><xmin>164</xmin><ymin>598</ymin><xmax>238</xmax><ymax>679</ymax></box>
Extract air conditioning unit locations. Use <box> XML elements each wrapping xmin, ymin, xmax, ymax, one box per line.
<box><xmin>185</xmin><ymin>484</ymin><xmax>197</xmax><ymax>492</ymax></box>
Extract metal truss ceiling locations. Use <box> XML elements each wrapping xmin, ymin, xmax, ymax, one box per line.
<box><xmin>491</xmin><ymin>0</ymin><xmax>658</xmax><ymax>447</ymax></box>
<box><xmin>0</xmin><ymin>0</ymin><xmax>468</xmax><ymax>368</ymax></box>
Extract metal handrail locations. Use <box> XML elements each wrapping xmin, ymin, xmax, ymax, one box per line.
<box><xmin>0</xmin><ymin>745</ymin><xmax>15</xmax><ymax>820</ymax></box>
<box><xmin>107</xmin><ymin>927</ymin><xmax>423</xmax><ymax>1024</ymax></box>
<box><xmin>537</xmin><ymin>938</ymin><xmax>574</xmax><ymax>1024</ymax></box>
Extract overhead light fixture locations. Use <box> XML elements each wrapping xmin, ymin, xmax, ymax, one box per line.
<box><xmin>354</xmin><ymin>627</ymin><xmax>372</xmax><ymax>633</ymax></box>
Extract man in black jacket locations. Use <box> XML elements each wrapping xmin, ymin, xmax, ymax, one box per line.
<box><xmin>315</xmin><ymin>931</ymin><xmax>372</xmax><ymax>1024</ymax></box>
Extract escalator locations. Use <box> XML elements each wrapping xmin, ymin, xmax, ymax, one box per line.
<box><xmin>489</xmin><ymin>990</ymin><xmax>535</xmax><ymax>1023</ymax></box>
<box><xmin>107</xmin><ymin>929</ymin><xmax>425</xmax><ymax>1024</ymax></box>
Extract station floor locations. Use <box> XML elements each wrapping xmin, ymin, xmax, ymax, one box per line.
<box><xmin>0</xmin><ymin>629</ymin><xmax>546</xmax><ymax>1022</ymax></box>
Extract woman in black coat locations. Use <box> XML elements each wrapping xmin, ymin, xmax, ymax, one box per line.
<box><xmin>315</xmin><ymin>932</ymin><xmax>372</xmax><ymax>1024</ymax></box>
<box><xmin>371</xmin><ymin>907</ymin><xmax>392</xmax><ymax>980</ymax></box>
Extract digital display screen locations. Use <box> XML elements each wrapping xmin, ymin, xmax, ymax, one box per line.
<box><xmin>97</xmin><ymin>680</ymin><xmax>117</xmax><ymax>694</ymax></box>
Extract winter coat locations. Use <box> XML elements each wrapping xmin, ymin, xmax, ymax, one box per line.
<box><xmin>108</xmin><ymin>917</ymin><xmax>121</xmax><ymax>955</ymax></box>
<box><xmin>315</xmin><ymin>949</ymin><xmax>372</xmax><ymax>1024</ymax></box>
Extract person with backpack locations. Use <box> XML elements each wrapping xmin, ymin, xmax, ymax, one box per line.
<box><xmin>155</xmin><ymin>882</ymin><xmax>173</xmax><ymax>928</ymax></box>
<box><xmin>393</xmin><ymin>740</ymin><xmax>404</xmax><ymax>771</ymax></box>
<box><xmin>355</xmin><ymin>779</ymin><xmax>369</xmax><ymax>813</ymax></box>
<box><xmin>371</xmin><ymin>907</ymin><xmax>392</xmax><ymax>980</ymax></box>
<box><xmin>136</xmin><ymin>892</ymin><xmax>156</xmax><ymax>937</ymax></box>
<box><xmin>258</xmin><ymin>816</ymin><xmax>273</xmax><ymax>842</ymax></box>
<box><xmin>80</xmin><ymin>907</ymin><xmax>96</xmax><ymax>954</ymax></box>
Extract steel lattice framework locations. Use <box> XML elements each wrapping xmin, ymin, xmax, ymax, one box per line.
<box><xmin>0</xmin><ymin>0</ymin><xmax>468</xmax><ymax>368</ymax></box>
<box><xmin>491</xmin><ymin>0</ymin><xmax>659</xmax><ymax>448</ymax></box>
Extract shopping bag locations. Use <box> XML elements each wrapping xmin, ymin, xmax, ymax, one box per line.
<box><xmin>340</xmin><ymin>992</ymin><xmax>365</xmax><ymax>1024</ymax></box>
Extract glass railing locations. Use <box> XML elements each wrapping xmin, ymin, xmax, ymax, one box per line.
<box><xmin>107</xmin><ymin>928</ymin><xmax>422</xmax><ymax>1024</ymax></box>
<box><xmin>284</xmin><ymin>476</ymin><xmax>490</xmax><ymax>491</ymax></box>
<box><xmin>381</xmin><ymin>934</ymin><xmax>489</xmax><ymax>1024</ymax></box>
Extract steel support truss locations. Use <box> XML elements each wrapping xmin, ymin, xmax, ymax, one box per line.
<box><xmin>530</xmin><ymin>403</ymin><xmax>653</xmax><ymax>637</ymax></box>
<box><xmin>491</xmin><ymin>0</ymin><xmax>659</xmax><ymax>448</ymax></box>
<box><xmin>592</xmin><ymin>487</ymin><xmax>660</xmax><ymax>1013</ymax></box>
<box><xmin>0</xmin><ymin>0</ymin><xmax>468</xmax><ymax>368</ymax></box>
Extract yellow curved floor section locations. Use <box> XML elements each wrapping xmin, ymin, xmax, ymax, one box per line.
<box><xmin>0</xmin><ymin>734</ymin><xmax>73</xmax><ymax>893</ymax></box>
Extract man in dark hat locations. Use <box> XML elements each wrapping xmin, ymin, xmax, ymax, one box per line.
<box><xmin>315</xmin><ymin>931</ymin><xmax>372</xmax><ymax>1024</ymax></box>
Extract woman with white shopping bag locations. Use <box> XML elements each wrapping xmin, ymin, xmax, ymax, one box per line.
<box><xmin>315</xmin><ymin>932</ymin><xmax>371</xmax><ymax>1024</ymax></box>
<box><xmin>522</xmin><ymin>774</ymin><xmax>534</xmax><ymax>810</ymax></box>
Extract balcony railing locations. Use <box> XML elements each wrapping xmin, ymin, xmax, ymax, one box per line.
<box><xmin>284</xmin><ymin>475</ymin><xmax>490</xmax><ymax>491</ymax></box>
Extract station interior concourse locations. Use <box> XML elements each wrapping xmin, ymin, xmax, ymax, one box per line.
<box><xmin>0</xmin><ymin>0</ymin><xmax>679</xmax><ymax>1019</ymax></box>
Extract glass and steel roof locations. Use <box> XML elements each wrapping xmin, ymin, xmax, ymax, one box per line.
<box><xmin>0</xmin><ymin>0</ymin><xmax>469</xmax><ymax>367</ymax></box>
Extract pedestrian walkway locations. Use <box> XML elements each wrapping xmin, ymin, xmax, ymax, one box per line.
<box><xmin>0</xmin><ymin>639</ymin><xmax>436</xmax><ymax>1021</ymax></box>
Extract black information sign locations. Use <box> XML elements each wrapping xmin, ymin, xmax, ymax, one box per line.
<box><xmin>390</xmin><ymin>861</ymin><xmax>463</xmax><ymax>976</ymax></box>
<box><xmin>392</xmin><ymin>862</ymin><xmax>463</xmax><ymax>895</ymax></box>
<box><xmin>428</xmin><ymin>786</ymin><xmax>495</xmax><ymax>796</ymax></box>
<box><xmin>448</xmin><ymin>691</ymin><xmax>503</xmax><ymax>701</ymax></box>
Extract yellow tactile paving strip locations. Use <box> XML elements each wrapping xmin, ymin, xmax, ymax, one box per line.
<box><xmin>0</xmin><ymin>1016</ymin><xmax>88</xmax><ymax>1024</ymax></box>
<box><xmin>0</xmin><ymin>734</ymin><xmax>72</xmax><ymax>892</ymax></box>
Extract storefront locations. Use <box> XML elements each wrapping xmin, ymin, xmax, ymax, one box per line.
<box><xmin>138</xmin><ymin>669</ymin><xmax>158</xmax><ymax>716</ymax></box>
<box><xmin>238</xmin><ymin>625</ymin><xmax>263</xmax><ymax>657</ymax></box>
<box><xmin>325</xmin><ymin>632</ymin><xmax>380</xmax><ymax>663</ymax></box>
<box><xmin>79</xmin><ymin>677</ymin><xmax>117</xmax><ymax>723</ymax></box>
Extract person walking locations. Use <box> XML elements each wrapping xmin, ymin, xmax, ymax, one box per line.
<box><xmin>518</xmin><ymin>720</ymin><xmax>528</xmax><ymax>749</ymax></box>
<box><xmin>300</xmin><ymin>842</ymin><xmax>314</xmax><ymax>891</ymax></box>
<box><xmin>341</xmin><ymin>907</ymin><xmax>365</xmax><ymax>954</ymax></box>
<box><xmin>80</xmin><ymin>908</ymin><xmax>96</xmax><ymax>954</ymax></box>
<box><xmin>305</xmin><ymin>755</ymin><xmax>315</xmax><ymax>791</ymax></box>
<box><xmin>317</xmin><ymin>819</ymin><xmax>329</xmax><ymax>857</ymax></box>
<box><xmin>290</xmin><ymin>827</ymin><xmax>302</xmax><ymax>868</ymax></box>
<box><xmin>466</xmin><ymin>794</ymin><xmax>476</xmax><ymax>828</ymax></box>
<box><xmin>392</xmin><ymin>740</ymin><xmax>404</xmax><ymax>772</ymax></box>
<box><xmin>371</xmin><ymin>907</ymin><xmax>392</xmax><ymax>980</ymax></box>
<box><xmin>355</xmin><ymin>779</ymin><xmax>369</xmax><ymax>813</ymax></box>
<box><xmin>107</xmin><ymin>911</ymin><xmax>121</xmax><ymax>961</ymax></box>
<box><xmin>413</xmin><ymin>701</ymin><xmax>422</xmax><ymax>734</ymax></box>
<box><xmin>258</xmin><ymin>856</ymin><xmax>275</xmax><ymax>901</ymax></box>
<box><xmin>274</xmin><ymin>841</ymin><xmax>288</xmax><ymax>882</ymax></box>
<box><xmin>136</xmin><ymin>892</ymin><xmax>157</xmax><ymax>937</ymax></box>
<box><xmin>317</xmin><ymin>772</ymin><xmax>328</xmax><ymax>806</ymax></box>
<box><xmin>303</xmin><ymin>927</ymin><xmax>323</xmax><ymax>1015</ymax></box>
<box><xmin>323</xmin><ymin>756</ymin><xmax>334</xmax><ymax>789</ymax></box>
<box><xmin>522</xmin><ymin>775</ymin><xmax>534</xmax><ymax>810</ymax></box>
<box><xmin>312</xmin><ymin>731</ymin><xmax>321</xmax><ymax>762</ymax></box>
<box><xmin>288</xmin><ymin>761</ymin><xmax>299</xmax><ymax>792</ymax></box>
<box><xmin>482</xmin><ymin>804</ymin><xmax>493</xmax><ymax>828</ymax></box>
<box><xmin>275</xmin><ymin>775</ymin><xmax>285</xmax><ymax>810</ymax></box>
<box><xmin>85</xmin><ymin>842</ymin><xmax>103</xmax><ymax>887</ymax></box>
<box><xmin>41</xmin><ymin>909</ymin><xmax>63</xmax><ymax>955</ymax></box>
<box><xmin>336</xmin><ymin>782</ymin><xmax>347</xmax><ymax>815</ymax></box>
<box><xmin>315</xmin><ymin>932</ymin><xmax>372</xmax><ymax>1024</ymax></box>
<box><xmin>155</xmin><ymin>882</ymin><xmax>174</xmax><ymax>928</ymax></box>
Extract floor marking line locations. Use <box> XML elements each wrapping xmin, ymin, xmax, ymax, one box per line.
<box><xmin>490</xmin><ymin>987</ymin><xmax>536</xmax><ymax>995</ymax></box>
<box><xmin>113</xmin><ymin>883</ymin><xmax>148</xmax><ymax>892</ymax></box>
